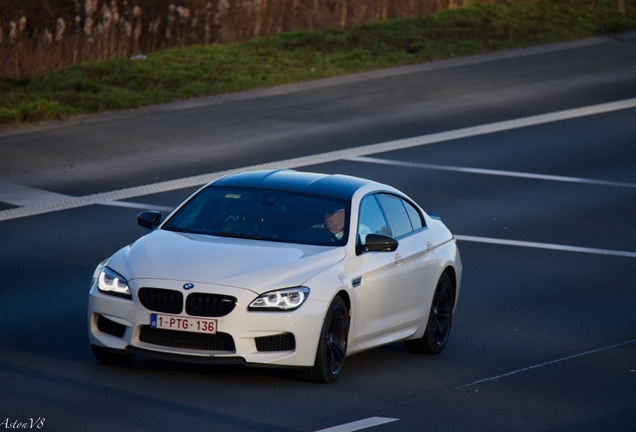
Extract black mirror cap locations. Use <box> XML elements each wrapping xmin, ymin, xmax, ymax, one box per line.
<box><xmin>364</xmin><ymin>234</ymin><xmax>398</xmax><ymax>252</ymax></box>
<box><xmin>137</xmin><ymin>211</ymin><xmax>162</xmax><ymax>230</ymax></box>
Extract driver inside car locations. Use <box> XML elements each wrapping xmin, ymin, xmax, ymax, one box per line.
<box><xmin>313</xmin><ymin>205</ymin><xmax>346</xmax><ymax>240</ymax></box>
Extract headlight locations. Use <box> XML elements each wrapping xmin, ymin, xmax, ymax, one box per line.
<box><xmin>91</xmin><ymin>258</ymin><xmax>109</xmax><ymax>287</ymax></box>
<box><xmin>248</xmin><ymin>287</ymin><xmax>310</xmax><ymax>311</ymax></box>
<box><xmin>96</xmin><ymin>267</ymin><xmax>132</xmax><ymax>299</ymax></box>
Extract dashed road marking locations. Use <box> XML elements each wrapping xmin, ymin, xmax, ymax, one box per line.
<box><xmin>314</xmin><ymin>417</ymin><xmax>399</xmax><ymax>432</ymax></box>
<box><xmin>451</xmin><ymin>338</ymin><xmax>636</xmax><ymax>391</ymax></box>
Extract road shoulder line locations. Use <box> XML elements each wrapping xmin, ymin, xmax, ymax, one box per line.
<box><xmin>1</xmin><ymin>97</ymin><xmax>635</xmax><ymax>222</ymax></box>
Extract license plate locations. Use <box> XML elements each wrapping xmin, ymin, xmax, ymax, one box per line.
<box><xmin>150</xmin><ymin>314</ymin><xmax>217</xmax><ymax>334</ymax></box>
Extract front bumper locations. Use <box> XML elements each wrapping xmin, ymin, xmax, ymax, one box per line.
<box><xmin>87</xmin><ymin>278</ymin><xmax>327</xmax><ymax>367</ymax></box>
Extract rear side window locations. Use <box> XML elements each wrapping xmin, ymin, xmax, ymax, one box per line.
<box><xmin>375</xmin><ymin>194</ymin><xmax>425</xmax><ymax>238</ymax></box>
<box><xmin>377</xmin><ymin>194</ymin><xmax>413</xmax><ymax>238</ymax></box>
<box><xmin>403</xmin><ymin>200</ymin><xmax>424</xmax><ymax>231</ymax></box>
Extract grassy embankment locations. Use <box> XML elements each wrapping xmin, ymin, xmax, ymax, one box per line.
<box><xmin>1</xmin><ymin>0</ymin><xmax>635</xmax><ymax>126</ymax></box>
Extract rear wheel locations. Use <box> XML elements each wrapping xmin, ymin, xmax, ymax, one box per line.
<box><xmin>404</xmin><ymin>272</ymin><xmax>454</xmax><ymax>355</ymax></box>
<box><xmin>91</xmin><ymin>345</ymin><xmax>136</xmax><ymax>364</ymax></box>
<box><xmin>303</xmin><ymin>296</ymin><xmax>349</xmax><ymax>383</ymax></box>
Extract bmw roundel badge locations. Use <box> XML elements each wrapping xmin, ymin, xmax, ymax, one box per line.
<box><xmin>183</xmin><ymin>283</ymin><xmax>195</xmax><ymax>290</ymax></box>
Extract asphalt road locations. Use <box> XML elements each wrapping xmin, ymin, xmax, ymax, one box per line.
<box><xmin>1</xmin><ymin>34</ymin><xmax>635</xmax><ymax>432</ymax></box>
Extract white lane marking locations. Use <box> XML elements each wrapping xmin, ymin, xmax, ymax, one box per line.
<box><xmin>455</xmin><ymin>235</ymin><xmax>636</xmax><ymax>258</ymax></box>
<box><xmin>452</xmin><ymin>338</ymin><xmax>636</xmax><ymax>391</ymax></box>
<box><xmin>314</xmin><ymin>417</ymin><xmax>399</xmax><ymax>432</ymax></box>
<box><xmin>97</xmin><ymin>201</ymin><xmax>173</xmax><ymax>212</ymax></box>
<box><xmin>1</xmin><ymin>97</ymin><xmax>636</xmax><ymax>222</ymax></box>
<box><xmin>0</xmin><ymin>180</ymin><xmax>172</xmax><ymax>212</ymax></box>
<box><xmin>312</xmin><ymin>339</ymin><xmax>636</xmax><ymax>428</ymax></box>
<box><xmin>313</xmin><ymin>339</ymin><xmax>636</xmax><ymax>431</ymax></box>
<box><xmin>347</xmin><ymin>156</ymin><xmax>636</xmax><ymax>189</ymax></box>
<box><xmin>0</xmin><ymin>181</ymin><xmax>70</xmax><ymax>206</ymax></box>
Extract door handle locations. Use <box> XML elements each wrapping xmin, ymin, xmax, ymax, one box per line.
<box><xmin>395</xmin><ymin>254</ymin><xmax>404</xmax><ymax>265</ymax></box>
<box><xmin>427</xmin><ymin>241</ymin><xmax>436</xmax><ymax>252</ymax></box>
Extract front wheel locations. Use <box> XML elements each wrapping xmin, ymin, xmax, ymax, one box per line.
<box><xmin>404</xmin><ymin>272</ymin><xmax>454</xmax><ymax>355</ymax></box>
<box><xmin>303</xmin><ymin>296</ymin><xmax>349</xmax><ymax>383</ymax></box>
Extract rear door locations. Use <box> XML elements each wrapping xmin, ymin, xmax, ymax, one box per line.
<box><xmin>376</xmin><ymin>194</ymin><xmax>439</xmax><ymax>329</ymax></box>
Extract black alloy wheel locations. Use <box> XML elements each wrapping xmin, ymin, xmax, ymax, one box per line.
<box><xmin>404</xmin><ymin>272</ymin><xmax>454</xmax><ymax>355</ymax></box>
<box><xmin>303</xmin><ymin>296</ymin><xmax>349</xmax><ymax>383</ymax></box>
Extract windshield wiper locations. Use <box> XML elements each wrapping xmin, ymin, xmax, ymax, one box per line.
<box><xmin>163</xmin><ymin>227</ymin><xmax>202</xmax><ymax>234</ymax></box>
<box><xmin>211</xmin><ymin>232</ymin><xmax>301</xmax><ymax>244</ymax></box>
<box><xmin>212</xmin><ymin>232</ymin><xmax>272</xmax><ymax>240</ymax></box>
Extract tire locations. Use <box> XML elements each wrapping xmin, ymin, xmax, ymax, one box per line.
<box><xmin>404</xmin><ymin>272</ymin><xmax>454</xmax><ymax>355</ymax></box>
<box><xmin>303</xmin><ymin>296</ymin><xmax>349</xmax><ymax>383</ymax></box>
<box><xmin>91</xmin><ymin>345</ymin><xmax>136</xmax><ymax>364</ymax></box>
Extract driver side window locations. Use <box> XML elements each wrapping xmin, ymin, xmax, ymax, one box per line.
<box><xmin>358</xmin><ymin>195</ymin><xmax>390</xmax><ymax>244</ymax></box>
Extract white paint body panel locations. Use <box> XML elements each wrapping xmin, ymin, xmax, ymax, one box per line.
<box><xmin>87</xmin><ymin>173</ymin><xmax>461</xmax><ymax>368</ymax></box>
<box><xmin>107</xmin><ymin>230</ymin><xmax>347</xmax><ymax>293</ymax></box>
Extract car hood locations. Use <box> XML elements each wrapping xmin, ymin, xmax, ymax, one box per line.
<box><xmin>107</xmin><ymin>230</ymin><xmax>346</xmax><ymax>293</ymax></box>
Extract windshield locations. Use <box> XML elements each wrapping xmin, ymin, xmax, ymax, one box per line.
<box><xmin>162</xmin><ymin>187</ymin><xmax>351</xmax><ymax>246</ymax></box>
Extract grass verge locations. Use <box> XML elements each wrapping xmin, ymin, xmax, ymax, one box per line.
<box><xmin>1</xmin><ymin>0</ymin><xmax>635</xmax><ymax>127</ymax></box>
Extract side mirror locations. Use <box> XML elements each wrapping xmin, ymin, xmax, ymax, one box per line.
<box><xmin>137</xmin><ymin>211</ymin><xmax>162</xmax><ymax>230</ymax></box>
<box><xmin>364</xmin><ymin>234</ymin><xmax>399</xmax><ymax>252</ymax></box>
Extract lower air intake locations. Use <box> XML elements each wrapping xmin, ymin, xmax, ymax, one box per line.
<box><xmin>255</xmin><ymin>333</ymin><xmax>296</xmax><ymax>352</ymax></box>
<box><xmin>139</xmin><ymin>326</ymin><xmax>235</xmax><ymax>351</ymax></box>
<box><xmin>97</xmin><ymin>315</ymin><xmax>126</xmax><ymax>338</ymax></box>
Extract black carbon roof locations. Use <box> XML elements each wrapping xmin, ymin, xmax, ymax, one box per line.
<box><xmin>211</xmin><ymin>170</ymin><xmax>372</xmax><ymax>200</ymax></box>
